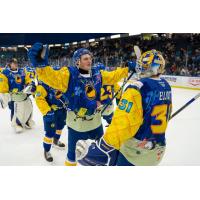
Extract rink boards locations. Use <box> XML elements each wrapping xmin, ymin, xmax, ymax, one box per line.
<box><xmin>128</xmin><ymin>75</ymin><xmax>200</xmax><ymax>90</ymax></box>
<box><xmin>161</xmin><ymin>75</ymin><xmax>200</xmax><ymax>90</ymax></box>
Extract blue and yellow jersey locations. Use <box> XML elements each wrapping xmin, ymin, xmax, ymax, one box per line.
<box><xmin>35</xmin><ymin>66</ymin><xmax>128</xmax><ymax>93</ymax></box>
<box><xmin>0</xmin><ymin>67</ymin><xmax>33</xmax><ymax>94</ymax></box>
<box><xmin>25</xmin><ymin>66</ymin><xmax>36</xmax><ymax>81</ymax></box>
<box><xmin>100</xmin><ymin>85</ymin><xmax>114</xmax><ymax>105</ymax></box>
<box><xmin>134</xmin><ymin>78</ymin><xmax>172</xmax><ymax>145</ymax></box>
<box><xmin>100</xmin><ymin>83</ymin><xmax>122</xmax><ymax>105</ymax></box>
<box><xmin>103</xmin><ymin>77</ymin><xmax>172</xmax><ymax>150</ymax></box>
<box><xmin>35</xmin><ymin>65</ymin><xmax>128</xmax><ymax>114</ymax></box>
<box><xmin>35</xmin><ymin>81</ymin><xmax>69</xmax><ymax>116</ymax></box>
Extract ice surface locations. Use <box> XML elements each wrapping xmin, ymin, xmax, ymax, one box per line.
<box><xmin>0</xmin><ymin>88</ymin><xmax>200</xmax><ymax>166</ymax></box>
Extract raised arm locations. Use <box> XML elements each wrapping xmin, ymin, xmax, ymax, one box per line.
<box><xmin>101</xmin><ymin>67</ymin><xmax>128</xmax><ymax>86</ymax></box>
<box><xmin>28</xmin><ymin>43</ymin><xmax>70</xmax><ymax>93</ymax></box>
<box><xmin>36</xmin><ymin>66</ymin><xmax>70</xmax><ymax>93</ymax></box>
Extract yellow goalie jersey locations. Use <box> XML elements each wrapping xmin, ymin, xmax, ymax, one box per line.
<box><xmin>103</xmin><ymin>77</ymin><xmax>172</xmax><ymax>165</ymax></box>
<box><xmin>103</xmin><ymin>85</ymin><xmax>143</xmax><ymax>149</ymax></box>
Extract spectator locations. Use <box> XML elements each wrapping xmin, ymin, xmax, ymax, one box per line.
<box><xmin>1</xmin><ymin>33</ymin><xmax>200</xmax><ymax>76</ymax></box>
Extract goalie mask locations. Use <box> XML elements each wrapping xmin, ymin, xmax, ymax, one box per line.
<box><xmin>136</xmin><ymin>50</ymin><xmax>165</xmax><ymax>78</ymax></box>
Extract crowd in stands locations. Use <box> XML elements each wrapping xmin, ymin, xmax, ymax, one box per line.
<box><xmin>1</xmin><ymin>33</ymin><xmax>200</xmax><ymax>77</ymax></box>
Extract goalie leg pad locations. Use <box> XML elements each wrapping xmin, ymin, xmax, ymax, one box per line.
<box><xmin>78</xmin><ymin>142</ymin><xmax>109</xmax><ymax>166</ymax></box>
<box><xmin>13</xmin><ymin>97</ymin><xmax>33</xmax><ymax>127</ymax></box>
<box><xmin>78</xmin><ymin>138</ymin><xmax>119</xmax><ymax>166</ymax></box>
<box><xmin>8</xmin><ymin>101</ymin><xmax>22</xmax><ymax>127</ymax></box>
<box><xmin>0</xmin><ymin>93</ymin><xmax>10</xmax><ymax>109</ymax></box>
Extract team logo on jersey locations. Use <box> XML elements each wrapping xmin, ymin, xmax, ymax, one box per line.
<box><xmin>85</xmin><ymin>84</ymin><xmax>96</xmax><ymax>100</ymax></box>
<box><xmin>15</xmin><ymin>75</ymin><xmax>22</xmax><ymax>84</ymax></box>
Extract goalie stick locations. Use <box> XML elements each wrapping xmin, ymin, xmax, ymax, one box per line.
<box><xmin>170</xmin><ymin>92</ymin><xmax>200</xmax><ymax>120</ymax></box>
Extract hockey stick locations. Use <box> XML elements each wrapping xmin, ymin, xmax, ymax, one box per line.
<box><xmin>101</xmin><ymin>46</ymin><xmax>141</xmax><ymax>114</ymax></box>
<box><xmin>134</xmin><ymin>45</ymin><xmax>142</xmax><ymax>59</ymax></box>
<box><xmin>170</xmin><ymin>92</ymin><xmax>200</xmax><ymax>120</ymax></box>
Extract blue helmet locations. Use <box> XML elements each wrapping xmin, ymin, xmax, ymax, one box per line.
<box><xmin>72</xmin><ymin>48</ymin><xmax>92</xmax><ymax>66</ymax></box>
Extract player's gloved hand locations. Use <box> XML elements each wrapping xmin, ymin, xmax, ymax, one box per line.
<box><xmin>43</xmin><ymin>110</ymin><xmax>55</xmax><ymax>123</ymax></box>
<box><xmin>125</xmin><ymin>60</ymin><xmax>137</xmax><ymax>73</ymax></box>
<box><xmin>28</xmin><ymin>43</ymin><xmax>49</xmax><ymax>68</ymax></box>
<box><xmin>78</xmin><ymin>138</ymin><xmax>119</xmax><ymax>166</ymax></box>
<box><xmin>55</xmin><ymin>91</ymin><xmax>69</xmax><ymax>108</ymax></box>
<box><xmin>76</xmin><ymin>101</ymin><xmax>97</xmax><ymax>118</ymax></box>
<box><xmin>24</xmin><ymin>83</ymin><xmax>36</xmax><ymax>94</ymax></box>
<box><xmin>86</xmin><ymin>100</ymin><xmax>98</xmax><ymax>115</ymax></box>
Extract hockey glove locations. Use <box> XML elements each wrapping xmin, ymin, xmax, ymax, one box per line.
<box><xmin>126</xmin><ymin>61</ymin><xmax>137</xmax><ymax>73</ymax></box>
<box><xmin>28</xmin><ymin>43</ymin><xmax>49</xmax><ymax>68</ymax></box>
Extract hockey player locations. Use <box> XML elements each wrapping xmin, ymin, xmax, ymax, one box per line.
<box><xmin>28</xmin><ymin>43</ymin><xmax>135</xmax><ymax>166</ymax></box>
<box><xmin>35</xmin><ymin>68</ymin><xmax>68</xmax><ymax>162</ymax></box>
<box><xmin>96</xmin><ymin>63</ymin><xmax>122</xmax><ymax>125</ymax></box>
<box><xmin>78</xmin><ymin>49</ymin><xmax>172</xmax><ymax>166</ymax></box>
<box><xmin>0</xmin><ymin>58</ymin><xmax>36</xmax><ymax>133</ymax></box>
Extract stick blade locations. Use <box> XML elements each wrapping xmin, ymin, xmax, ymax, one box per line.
<box><xmin>134</xmin><ymin>45</ymin><xmax>141</xmax><ymax>59</ymax></box>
